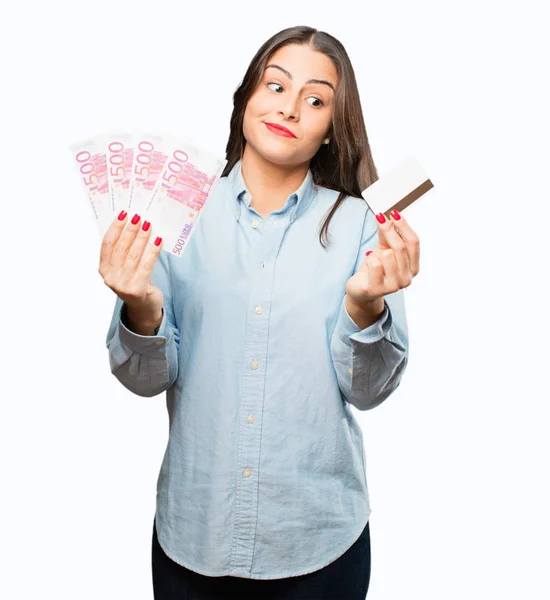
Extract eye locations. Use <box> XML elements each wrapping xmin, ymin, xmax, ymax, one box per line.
<box><xmin>307</xmin><ymin>96</ymin><xmax>325</xmax><ymax>108</ymax></box>
<box><xmin>267</xmin><ymin>82</ymin><xmax>284</xmax><ymax>93</ymax></box>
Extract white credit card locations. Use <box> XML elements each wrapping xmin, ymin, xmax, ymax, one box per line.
<box><xmin>361</xmin><ymin>155</ymin><xmax>434</xmax><ymax>218</ymax></box>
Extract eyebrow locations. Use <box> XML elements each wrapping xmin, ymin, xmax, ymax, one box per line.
<box><xmin>265</xmin><ymin>63</ymin><xmax>336</xmax><ymax>92</ymax></box>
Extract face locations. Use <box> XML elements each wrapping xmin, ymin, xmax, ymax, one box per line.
<box><xmin>242</xmin><ymin>43</ymin><xmax>338</xmax><ymax>167</ymax></box>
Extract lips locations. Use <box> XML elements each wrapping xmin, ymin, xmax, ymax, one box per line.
<box><xmin>264</xmin><ymin>122</ymin><xmax>297</xmax><ymax>138</ymax></box>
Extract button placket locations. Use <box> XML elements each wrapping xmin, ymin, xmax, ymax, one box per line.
<box><xmin>231</xmin><ymin>203</ymin><xmax>290</xmax><ymax>573</ymax></box>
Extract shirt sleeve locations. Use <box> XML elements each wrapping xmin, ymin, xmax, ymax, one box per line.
<box><xmin>330</xmin><ymin>207</ymin><xmax>409</xmax><ymax>411</ymax></box>
<box><xmin>105</xmin><ymin>250</ymin><xmax>180</xmax><ymax>398</ymax></box>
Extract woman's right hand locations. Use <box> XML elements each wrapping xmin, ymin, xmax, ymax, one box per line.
<box><xmin>99</xmin><ymin>210</ymin><xmax>164</xmax><ymax>326</ymax></box>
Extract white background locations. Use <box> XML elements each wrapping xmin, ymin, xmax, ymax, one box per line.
<box><xmin>1</xmin><ymin>0</ymin><xmax>548</xmax><ymax>598</ymax></box>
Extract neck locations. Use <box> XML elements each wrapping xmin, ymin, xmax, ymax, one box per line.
<box><xmin>240</xmin><ymin>145</ymin><xmax>309</xmax><ymax>211</ymax></box>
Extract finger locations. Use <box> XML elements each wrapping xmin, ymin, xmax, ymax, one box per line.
<box><xmin>364</xmin><ymin>251</ymin><xmax>385</xmax><ymax>296</ymax></box>
<box><xmin>109</xmin><ymin>212</ymin><xmax>143</xmax><ymax>270</ymax></box>
<box><xmin>377</xmin><ymin>248</ymin><xmax>405</xmax><ymax>293</ymax></box>
<box><xmin>376</xmin><ymin>211</ymin><xmax>418</xmax><ymax>284</ymax></box>
<box><xmin>388</xmin><ymin>210</ymin><xmax>420</xmax><ymax>277</ymax></box>
<box><xmin>99</xmin><ymin>210</ymin><xmax>129</xmax><ymax>276</ymax></box>
<box><xmin>374</xmin><ymin>213</ymin><xmax>411</xmax><ymax>284</ymax></box>
<box><xmin>134</xmin><ymin>235</ymin><xmax>163</xmax><ymax>283</ymax></box>
<box><xmin>119</xmin><ymin>219</ymin><xmax>154</xmax><ymax>280</ymax></box>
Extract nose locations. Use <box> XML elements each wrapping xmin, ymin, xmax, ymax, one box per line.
<box><xmin>277</xmin><ymin>93</ymin><xmax>300</xmax><ymax>121</ymax></box>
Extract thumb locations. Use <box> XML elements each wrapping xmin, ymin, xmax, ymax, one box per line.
<box><xmin>358</xmin><ymin>248</ymin><xmax>377</xmax><ymax>273</ymax></box>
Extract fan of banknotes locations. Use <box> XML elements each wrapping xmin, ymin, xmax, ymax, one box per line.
<box><xmin>69</xmin><ymin>132</ymin><xmax>227</xmax><ymax>257</ymax></box>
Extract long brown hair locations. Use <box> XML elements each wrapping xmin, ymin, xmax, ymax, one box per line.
<box><xmin>222</xmin><ymin>25</ymin><xmax>379</xmax><ymax>248</ymax></box>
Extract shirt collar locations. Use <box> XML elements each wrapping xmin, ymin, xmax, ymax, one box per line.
<box><xmin>227</xmin><ymin>159</ymin><xmax>317</xmax><ymax>222</ymax></box>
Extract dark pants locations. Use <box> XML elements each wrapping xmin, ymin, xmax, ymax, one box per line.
<box><xmin>152</xmin><ymin>517</ymin><xmax>371</xmax><ymax>599</ymax></box>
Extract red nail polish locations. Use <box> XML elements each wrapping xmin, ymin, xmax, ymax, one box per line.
<box><xmin>366</xmin><ymin>251</ymin><xmax>373</xmax><ymax>256</ymax></box>
<box><xmin>376</xmin><ymin>213</ymin><xmax>386</xmax><ymax>224</ymax></box>
<box><xmin>142</xmin><ymin>221</ymin><xmax>151</xmax><ymax>232</ymax></box>
<box><xmin>390</xmin><ymin>209</ymin><xmax>401</xmax><ymax>220</ymax></box>
<box><xmin>131</xmin><ymin>213</ymin><xmax>140</xmax><ymax>225</ymax></box>
<box><xmin>154</xmin><ymin>237</ymin><xmax>162</xmax><ymax>247</ymax></box>
<box><xmin>117</xmin><ymin>210</ymin><xmax>127</xmax><ymax>221</ymax></box>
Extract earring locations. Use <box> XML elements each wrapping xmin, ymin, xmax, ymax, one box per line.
<box><xmin>323</xmin><ymin>138</ymin><xmax>330</xmax><ymax>145</ymax></box>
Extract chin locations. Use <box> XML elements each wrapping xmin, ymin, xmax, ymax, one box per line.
<box><xmin>260</xmin><ymin>148</ymin><xmax>301</xmax><ymax>166</ymax></box>
<box><xmin>247</xmin><ymin>136</ymin><xmax>312</xmax><ymax>168</ymax></box>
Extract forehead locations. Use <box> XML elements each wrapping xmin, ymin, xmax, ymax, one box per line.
<box><xmin>266</xmin><ymin>44</ymin><xmax>338</xmax><ymax>85</ymax></box>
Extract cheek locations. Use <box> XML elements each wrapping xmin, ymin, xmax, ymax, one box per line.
<box><xmin>243</xmin><ymin>92</ymin><xmax>275</xmax><ymax>138</ymax></box>
<box><xmin>245</xmin><ymin>90</ymin><xmax>269</xmax><ymax>117</ymax></box>
<box><xmin>242</xmin><ymin>102</ymin><xmax>258</xmax><ymax>138</ymax></box>
<box><xmin>304</xmin><ymin>113</ymin><xmax>332</xmax><ymax>143</ymax></box>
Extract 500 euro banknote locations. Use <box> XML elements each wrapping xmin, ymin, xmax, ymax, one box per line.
<box><xmin>69</xmin><ymin>134</ymin><xmax>112</xmax><ymax>238</ymax></box>
<box><xmin>143</xmin><ymin>136</ymin><xmax>227</xmax><ymax>257</ymax></box>
<box><xmin>106</xmin><ymin>131</ymin><xmax>134</xmax><ymax>217</ymax></box>
<box><xmin>128</xmin><ymin>132</ymin><xmax>174</xmax><ymax>216</ymax></box>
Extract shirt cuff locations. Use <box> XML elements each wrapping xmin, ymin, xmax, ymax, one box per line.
<box><xmin>338</xmin><ymin>297</ymin><xmax>391</xmax><ymax>344</ymax></box>
<box><xmin>118</xmin><ymin>302</ymin><xmax>171</xmax><ymax>355</ymax></box>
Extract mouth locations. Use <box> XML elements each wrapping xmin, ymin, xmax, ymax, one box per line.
<box><xmin>264</xmin><ymin>122</ymin><xmax>297</xmax><ymax>138</ymax></box>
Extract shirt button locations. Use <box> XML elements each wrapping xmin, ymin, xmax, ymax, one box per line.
<box><xmin>247</xmin><ymin>414</ymin><xmax>255</xmax><ymax>424</ymax></box>
<box><xmin>155</xmin><ymin>339</ymin><xmax>164</xmax><ymax>345</ymax></box>
<box><xmin>292</xmin><ymin>213</ymin><xmax>297</xmax><ymax>220</ymax></box>
<box><xmin>235</xmin><ymin>210</ymin><xmax>239</xmax><ymax>217</ymax></box>
<box><xmin>255</xmin><ymin>306</ymin><xmax>262</xmax><ymax>315</ymax></box>
<box><xmin>243</xmin><ymin>192</ymin><xmax>250</xmax><ymax>201</ymax></box>
<box><xmin>242</xmin><ymin>468</ymin><xmax>252</xmax><ymax>477</ymax></box>
<box><xmin>251</xmin><ymin>220</ymin><xmax>259</xmax><ymax>229</ymax></box>
<box><xmin>348</xmin><ymin>367</ymin><xmax>353</xmax><ymax>375</ymax></box>
<box><xmin>260</xmin><ymin>261</ymin><xmax>265</xmax><ymax>268</ymax></box>
<box><xmin>250</xmin><ymin>360</ymin><xmax>259</xmax><ymax>370</ymax></box>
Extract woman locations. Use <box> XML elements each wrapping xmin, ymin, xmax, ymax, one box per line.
<box><xmin>102</xmin><ymin>25</ymin><xmax>419</xmax><ymax>600</ymax></box>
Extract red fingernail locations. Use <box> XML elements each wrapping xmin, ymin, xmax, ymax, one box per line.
<box><xmin>117</xmin><ymin>210</ymin><xmax>127</xmax><ymax>221</ymax></box>
<box><xmin>390</xmin><ymin>209</ymin><xmax>401</xmax><ymax>220</ymax></box>
<box><xmin>142</xmin><ymin>221</ymin><xmax>150</xmax><ymax>232</ymax></box>
<box><xmin>131</xmin><ymin>213</ymin><xmax>140</xmax><ymax>225</ymax></box>
<box><xmin>366</xmin><ymin>251</ymin><xmax>373</xmax><ymax>256</ymax></box>
<box><xmin>154</xmin><ymin>237</ymin><xmax>162</xmax><ymax>247</ymax></box>
<box><xmin>376</xmin><ymin>213</ymin><xmax>386</xmax><ymax>224</ymax></box>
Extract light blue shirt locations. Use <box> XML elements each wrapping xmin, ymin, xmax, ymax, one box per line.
<box><xmin>106</xmin><ymin>159</ymin><xmax>409</xmax><ymax>580</ymax></box>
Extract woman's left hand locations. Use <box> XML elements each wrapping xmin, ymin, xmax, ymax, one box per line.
<box><xmin>345</xmin><ymin>210</ymin><xmax>420</xmax><ymax>309</ymax></box>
